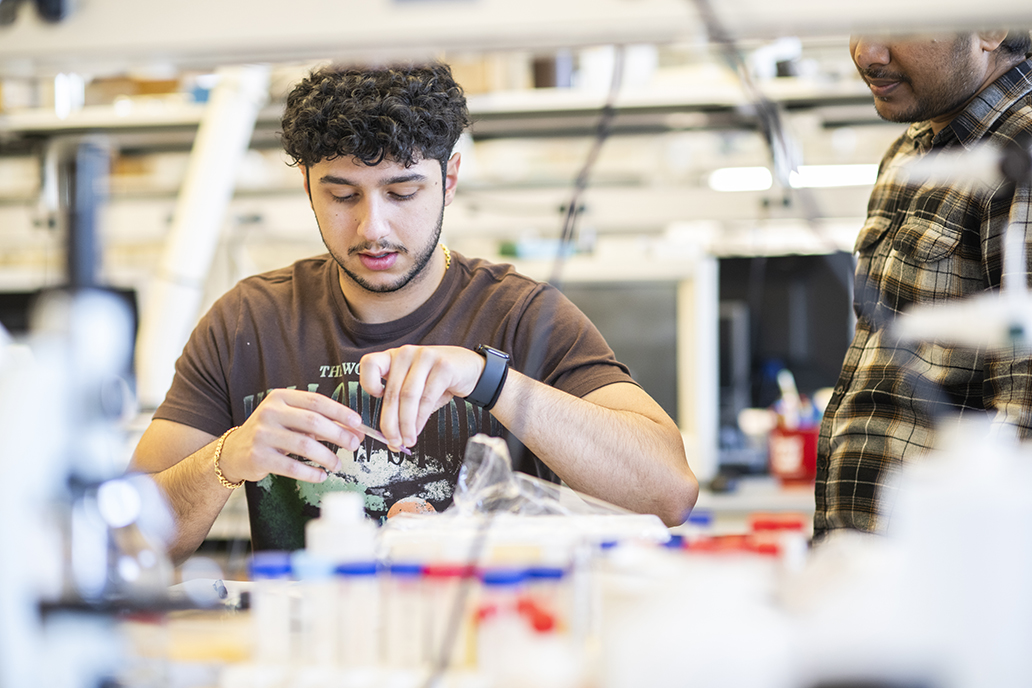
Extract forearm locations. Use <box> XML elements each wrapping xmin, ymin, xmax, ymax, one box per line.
<box><xmin>136</xmin><ymin>436</ymin><xmax>234</xmax><ymax>565</ymax></box>
<box><xmin>491</xmin><ymin>372</ymin><xmax>698</xmax><ymax>526</ymax></box>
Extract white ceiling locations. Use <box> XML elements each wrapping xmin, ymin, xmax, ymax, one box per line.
<box><xmin>4</xmin><ymin>0</ymin><xmax>1025</xmax><ymax>286</ymax></box>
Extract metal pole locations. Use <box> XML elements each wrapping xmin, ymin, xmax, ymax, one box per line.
<box><xmin>65</xmin><ymin>140</ymin><xmax>108</xmax><ymax>291</ymax></box>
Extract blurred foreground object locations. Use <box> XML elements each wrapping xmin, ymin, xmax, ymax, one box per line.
<box><xmin>0</xmin><ymin>137</ymin><xmax>175</xmax><ymax>688</ymax></box>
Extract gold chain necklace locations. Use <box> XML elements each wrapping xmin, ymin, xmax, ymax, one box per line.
<box><xmin>441</xmin><ymin>243</ymin><xmax>452</xmax><ymax>270</ymax></box>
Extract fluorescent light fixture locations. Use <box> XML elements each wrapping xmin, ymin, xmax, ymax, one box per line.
<box><xmin>708</xmin><ymin>164</ymin><xmax>878</xmax><ymax>191</ymax></box>
<box><xmin>789</xmin><ymin>164</ymin><xmax>878</xmax><ymax>188</ymax></box>
<box><xmin>708</xmin><ymin>166</ymin><xmax>773</xmax><ymax>192</ymax></box>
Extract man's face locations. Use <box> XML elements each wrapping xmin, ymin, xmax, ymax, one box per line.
<box><xmin>305</xmin><ymin>154</ymin><xmax>458</xmax><ymax>295</ymax></box>
<box><xmin>850</xmin><ymin>33</ymin><xmax>985</xmax><ymax>126</ymax></box>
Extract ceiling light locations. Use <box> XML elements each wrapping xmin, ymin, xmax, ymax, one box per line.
<box><xmin>708</xmin><ymin>166</ymin><xmax>773</xmax><ymax>192</ymax></box>
<box><xmin>789</xmin><ymin>164</ymin><xmax>878</xmax><ymax>188</ymax></box>
<box><xmin>708</xmin><ymin>164</ymin><xmax>879</xmax><ymax>192</ymax></box>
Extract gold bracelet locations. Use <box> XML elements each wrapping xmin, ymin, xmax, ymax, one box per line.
<box><xmin>213</xmin><ymin>426</ymin><xmax>244</xmax><ymax>490</ymax></box>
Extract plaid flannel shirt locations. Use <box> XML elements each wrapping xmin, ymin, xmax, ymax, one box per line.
<box><xmin>815</xmin><ymin>57</ymin><xmax>1032</xmax><ymax>539</ymax></box>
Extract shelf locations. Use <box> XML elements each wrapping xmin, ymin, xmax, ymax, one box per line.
<box><xmin>0</xmin><ymin>73</ymin><xmax>881</xmax><ymax>148</ymax></box>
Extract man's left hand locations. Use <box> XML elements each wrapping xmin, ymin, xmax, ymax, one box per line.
<box><xmin>359</xmin><ymin>345</ymin><xmax>485</xmax><ymax>451</ymax></box>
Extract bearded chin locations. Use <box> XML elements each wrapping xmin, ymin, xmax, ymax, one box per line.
<box><xmin>324</xmin><ymin>204</ymin><xmax>445</xmax><ymax>294</ymax></box>
<box><xmin>876</xmin><ymin>86</ymin><xmax>976</xmax><ymax>125</ymax></box>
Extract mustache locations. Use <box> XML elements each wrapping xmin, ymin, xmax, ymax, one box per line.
<box><xmin>349</xmin><ymin>242</ymin><xmax>407</xmax><ymax>256</ymax></box>
<box><xmin>859</xmin><ymin>67</ymin><xmax>910</xmax><ymax>84</ymax></box>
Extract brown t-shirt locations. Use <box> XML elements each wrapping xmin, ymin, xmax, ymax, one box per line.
<box><xmin>154</xmin><ymin>251</ymin><xmax>635</xmax><ymax>550</ymax></box>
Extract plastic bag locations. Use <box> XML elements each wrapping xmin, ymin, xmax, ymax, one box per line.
<box><xmin>451</xmin><ymin>434</ymin><xmax>631</xmax><ymax>517</ymax></box>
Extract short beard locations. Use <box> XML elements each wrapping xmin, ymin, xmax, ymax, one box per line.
<box><xmin>324</xmin><ymin>204</ymin><xmax>444</xmax><ymax>294</ymax></box>
<box><xmin>864</xmin><ymin>37</ymin><xmax>981</xmax><ymax>124</ymax></box>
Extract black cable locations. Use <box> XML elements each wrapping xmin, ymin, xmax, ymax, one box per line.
<box><xmin>689</xmin><ymin>0</ymin><xmax>841</xmax><ymax>253</ymax></box>
<box><xmin>549</xmin><ymin>46</ymin><xmax>626</xmax><ymax>288</ymax></box>
<box><xmin>690</xmin><ymin>0</ymin><xmax>793</xmax><ymax>183</ymax></box>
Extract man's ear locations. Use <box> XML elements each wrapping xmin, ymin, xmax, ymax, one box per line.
<box><xmin>443</xmin><ymin>152</ymin><xmax>461</xmax><ymax>207</ymax></box>
<box><xmin>977</xmin><ymin>30</ymin><xmax>1009</xmax><ymax>53</ymax></box>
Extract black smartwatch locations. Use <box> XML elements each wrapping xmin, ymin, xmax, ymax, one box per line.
<box><xmin>465</xmin><ymin>345</ymin><xmax>511</xmax><ymax>410</ymax></box>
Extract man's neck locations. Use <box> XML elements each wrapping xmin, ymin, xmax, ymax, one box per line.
<box><xmin>930</xmin><ymin>52</ymin><xmax>1027</xmax><ymax>134</ymax></box>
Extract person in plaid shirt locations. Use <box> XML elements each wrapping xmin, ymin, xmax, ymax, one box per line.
<box><xmin>815</xmin><ymin>30</ymin><xmax>1032</xmax><ymax>540</ymax></box>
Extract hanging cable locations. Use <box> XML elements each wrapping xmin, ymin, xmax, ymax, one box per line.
<box><xmin>690</xmin><ymin>0</ymin><xmax>797</xmax><ymax>190</ymax></box>
<box><xmin>549</xmin><ymin>45</ymin><xmax>626</xmax><ymax>288</ymax></box>
<box><xmin>689</xmin><ymin>0</ymin><xmax>842</xmax><ymax>247</ymax></box>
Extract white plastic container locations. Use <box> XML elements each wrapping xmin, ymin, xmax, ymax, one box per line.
<box><xmin>336</xmin><ymin>560</ymin><xmax>381</xmax><ymax>668</ymax></box>
<box><xmin>249</xmin><ymin>551</ymin><xmax>293</xmax><ymax>665</ymax></box>
<box><xmin>382</xmin><ymin>562</ymin><xmax>427</xmax><ymax>670</ymax></box>
<box><xmin>304</xmin><ymin>491</ymin><xmax>382</xmax><ymax>671</ymax></box>
<box><xmin>305</xmin><ymin>491</ymin><xmax>378</xmax><ymax>562</ymax></box>
<box><xmin>290</xmin><ymin>550</ymin><xmax>338</xmax><ymax>667</ymax></box>
<box><xmin>422</xmin><ymin>562</ymin><xmax>477</xmax><ymax>670</ymax></box>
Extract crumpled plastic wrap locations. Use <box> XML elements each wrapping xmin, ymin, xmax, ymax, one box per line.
<box><xmin>451</xmin><ymin>434</ymin><xmax>631</xmax><ymax>517</ymax></box>
<box><xmin>379</xmin><ymin>434</ymin><xmax>670</xmax><ymax>562</ymax></box>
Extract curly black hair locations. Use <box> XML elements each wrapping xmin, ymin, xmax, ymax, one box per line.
<box><xmin>280</xmin><ymin>62</ymin><xmax>471</xmax><ymax>170</ymax></box>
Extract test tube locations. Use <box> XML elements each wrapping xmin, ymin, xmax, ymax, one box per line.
<box><xmin>523</xmin><ymin>565</ymin><xmax>569</xmax><ymax>634</ymax></box>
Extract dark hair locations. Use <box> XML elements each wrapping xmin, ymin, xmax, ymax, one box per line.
<box><xmin>999</xmin><ymin>30</ymin><xmax>1032</xmax><ymax>56</ymax></box>
<box><xmin>280</xmin><ymin>63</ymin><xmax>471</xmax><ymax>169</ymax></box>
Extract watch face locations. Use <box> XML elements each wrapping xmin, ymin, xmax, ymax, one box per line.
<box><xmin>478</xmin><ymin>344</ymin><xmax>510</xmax><ymax>361</ymax></box>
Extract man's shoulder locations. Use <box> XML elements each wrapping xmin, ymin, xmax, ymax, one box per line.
<box><xmin>452</xmin><ymin>252</ymin><xmax>545</xmax><ymax>291</ymax></box>
<box><xmin>230</xmin><ymin>254</ymin><xmax>333</xmax><ymax>294</ymax></box>
<box><xmin>208</xmin><ymin>254</ymin><xmax>333</xmax><ymax>315</ymax></box>
<box><xmin>966</xmin><ymin>58</ymin><xmax>1032</xmax><ymax>143</ymax></box>
<box><xmin>992</xmin><ymin>86</ymin><xmax>1032</xmax><ymax>136</ymax></box>
<box><xmin>241</xmin><ymin>253</ymin><xmax>332</xmax><ymax>282</ymax></box>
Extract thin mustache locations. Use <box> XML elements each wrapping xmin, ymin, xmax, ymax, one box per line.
<box><xmin>860</xmin><ymin>68</ymin><xmax>908</xmax><ymax>83</ymax></box>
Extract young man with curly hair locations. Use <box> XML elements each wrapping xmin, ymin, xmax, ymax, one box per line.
<box><xmin>130</xmin><ymin>63</ymin><xmax>698</xmax><ymax>561</ymax></box>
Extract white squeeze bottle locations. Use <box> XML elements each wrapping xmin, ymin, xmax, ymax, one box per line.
<box><xmin>304</xmin><ymin>491</ymin><xmax>382</xmax><ymax>670</ymax></box>
<box><xmin>305</xmin><ymin>491</ymin><xmax>379</xmax><ymax>562</ymax></box>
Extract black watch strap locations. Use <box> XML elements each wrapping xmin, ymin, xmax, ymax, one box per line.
<box><xmin>465</xmin><ymin>345</ymin><xmax>510</xmax><ymax>410</ymax></box>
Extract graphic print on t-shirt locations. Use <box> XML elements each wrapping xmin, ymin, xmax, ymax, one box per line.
<box><xmin>242</xmin><ymin>363</ymin><xmax>504</xmax><ymax>541</ymax></box>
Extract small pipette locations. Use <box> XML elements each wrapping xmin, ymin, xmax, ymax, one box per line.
<box><xmin>358</xmin><ymin>422</ymin><xmax>412</xmax><ymax>455</ymax></box>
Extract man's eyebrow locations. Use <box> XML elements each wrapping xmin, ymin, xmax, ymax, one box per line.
<box><xmin>318</xmin><ymin>172</ymin><xmax>428</xmax><ymax>186</ymax></box>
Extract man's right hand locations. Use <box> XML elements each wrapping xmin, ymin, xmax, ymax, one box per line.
<box><xmin>129</xmin><ymin>390</ymin><xmax>368</xmax><ymax>564</ymax></box>
<box><xmin>214</xmin><ymin>389</ymin><xmax>366</xmax><ymax>484</ymax></box>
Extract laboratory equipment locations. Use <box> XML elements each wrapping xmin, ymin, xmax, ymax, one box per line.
<box><xmin>0</xmin><ymin>137</ymin><xmax>176</xmax><ymax>688</ymax></box>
